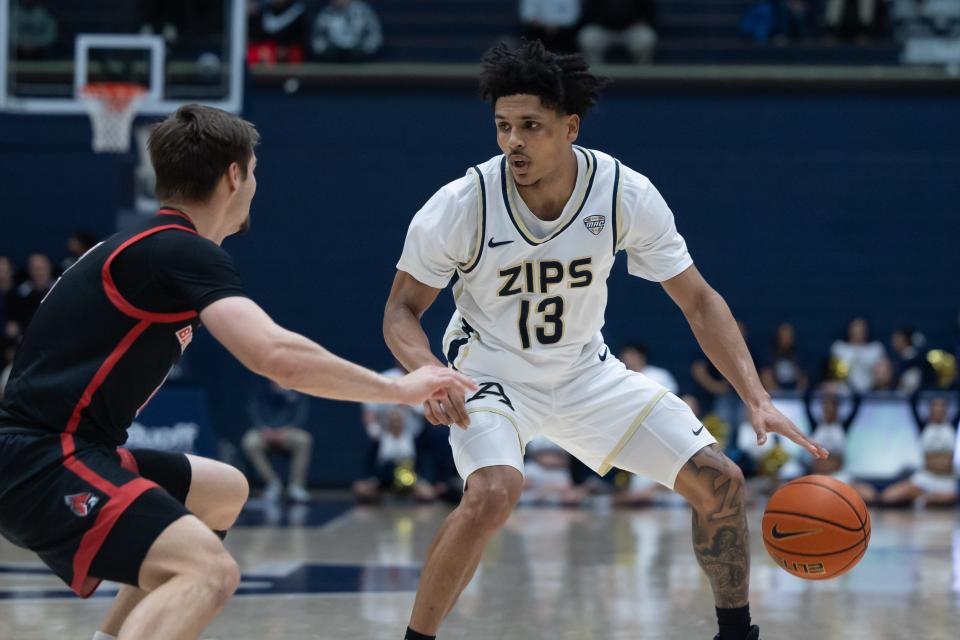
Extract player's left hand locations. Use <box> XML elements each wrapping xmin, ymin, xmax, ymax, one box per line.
<box><xmin>750</xmin><ymin>399</ymin><xmax>829</xmax><ymax>459</ymax></box>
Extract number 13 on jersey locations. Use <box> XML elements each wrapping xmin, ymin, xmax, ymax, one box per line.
<box><xmin>498</xmin><ymin>257</ymin><xmax>592</xmax><ymax>349</ymax></box>
<box><xmin>518</xmin><ymin>297</ymin><xmax>564</xmax><ymax>348</ymax></box>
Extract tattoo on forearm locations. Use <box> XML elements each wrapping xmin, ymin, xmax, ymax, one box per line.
<box><xmin>685</xmin><ymin>444</ymin><xmax>749</xmax><ymax>608</ymax></box>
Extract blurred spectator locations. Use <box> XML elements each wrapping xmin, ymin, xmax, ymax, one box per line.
<box><xmin>871</xmin><ymin>356</ymin><xmax>897</xmax><ymax>392</ymax></box>
<box><xmin>311</xmin><ymin>0</ymin><xmax>383</xmax><ymax>61</ymax></box>
<box><xmin>354</xmin><ymin>404</ymin><xmax>434</xmax><ymax>502</ymax></box>
<box><xmin>760</xmin><ymin>322</ymin><xmax>809</xmax><ymax>393</ymax></box>
<box><xmin>890</xmin><ymin>326</ymin><xmax>924</xmax><ymax>394</ymax></box>
<box><xmin>578</xmin><ymin>0</ymin><xmax>658</xmax><ymax>64</ymax></box>
<box><xmin>829</xmin><ymin>317</ymin><xmax>886</xmax><ymax>393</ymax></box>
<box><xmin>138</xmin><ymin>0</ymin><xmax>184</xmax><ymax>46</ymax></box>
<box><xmin>139</xmin><ymin>0</ymin><xmax>223</xmax><ymax>51</ymax></box>
<box><xmin>0</xmin><ymin>339</ymin><xmax>16</xmax><ymax>401</ymax></box>
<box><xmin>620</xmin><ymin>343</ymin><xmax>678</xmax><ymax>393</ymax></box>
<box><xmin>247</xmin><ymin>0</ymin><xmax>308</xmax><ymax>65</ymax></box>
<box><xmin>12</xmin><ymin>0</ymin><xmax>58</xmax><ymax>60</ymax></box>
<box><xmin>737</xmin><ymin>428</ymin><xmax>804</xmax><ymax>489</ymax></box>
<box><xmin>692</xmin><ymin>320</ymin><xmax>750</xmax><ymax>432</ymax></box>
<box><xmin>743</xmin><ymin>0</ymin><xmax>819</xmax><ymax>43</ymax></box>
<box><xmin>7</xmin><ymin>253</ymin><xmax>54</xmax><ymax>331</ymax></box>
<box><xmin>60</xmin><ymin>230</ymin><xmax>98</xmax><ymax>273</ymax></box>
<box><xmin>803</xmin><ymin>390</ymin><xmax>876</xmax><ymax>501</ymax></box>
<box><xmin>741</xmin><ymin>1</ymin><xmax>779</xmax><ymax>42</ymax></box>
<box><xmin>520</xmin><ymin>0</ymin><xmax>582</xmax><ymax>54</ymax></box>
<box><xmin>825</xmin><ymin>0</ymin><xmax>883</xmax><ymax>39</ymax></box>
<box><xmin>774</xmin><ymin>0</ymin><xmax>818</xmax><ymax>41</ymax></box>
<box><xmin>880</xmin><ymin>393</ymin><xmax>958</xmax><ymax>507</ymax></box>
<box><xmin>355</xmin><ymin>362</ymin><xmax>452</xmax><ymax>502</ymax></box>
<box><xmin>892</xmin><ymin>0</ymin><xmax>960</xmax><ymax>43</ymax></box>
<box><xmin>0</xmin><ymin>257</ymin><xmax>15</xmax><ymax>326</ymax></box>
<box><xmin>241</xmin><ymin>379</ymin><xmax>314</xmax><ymax>503</ymax></box>
<box><xmin>522</xmin><ymin>437</ymin><xmax>584</xmax><ymax>505</ymax></box>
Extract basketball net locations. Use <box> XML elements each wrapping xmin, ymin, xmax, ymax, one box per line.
<box><xmin>80</xmin><ymin>83</ymin><xmax>146</xmax><ymax>153</ymax></box>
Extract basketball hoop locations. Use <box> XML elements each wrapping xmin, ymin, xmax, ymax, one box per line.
<box><xmin>80</xmin><ymin>82</ymin><xmax>146</xmax><ymax>153</ymax></box>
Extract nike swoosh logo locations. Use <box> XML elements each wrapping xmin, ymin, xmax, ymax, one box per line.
<box><xmin>488</xmin><ymin>238</ymin><xmax>514</xmax><ymax>248</ymax></box>
<box><xmin>692</xmin><ymin>425</ymin><xmax>705</xmax><ymax>436</ymax></box>
<box><xmin>771</xmin><ymin>523</ymin><xmax>821</xmax><ymax>540</ymax></box>
<box><xmin>598</xmin><ymin>348</ymin><xmax>608</xmax><ymax>362</ymax></box>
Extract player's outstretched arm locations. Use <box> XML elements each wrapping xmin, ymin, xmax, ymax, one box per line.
<box><xmin>662</xmin><ymin>265</ymin><xmax>828</xmax><ymax>459</ymax></box>
<box><xmin>383</xmin><ymin>271</ymin><xmax>445</xmax><ymax>372</ymax></box>
<box><xmin>201</xmin><ymin>296</ymin><xmax>476</xmax><ymax>405</ymax></box>
<box><xmin>383</xmin><ymin>271</ymin><xmax>472</xmax><ymax>429</ymax></box>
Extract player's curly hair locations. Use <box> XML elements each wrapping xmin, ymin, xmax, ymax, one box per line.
<box><xmin>479</xmin><ymin>40</ymin><xmax>609</xmax><ymax>118</ymax></box>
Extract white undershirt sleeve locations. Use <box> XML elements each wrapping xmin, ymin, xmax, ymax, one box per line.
<box><xmin>617</xmin><ymin>166</ymin><xmax>694</xmax><ymax>282</ymax></box>
<box><xmin>396</xmin><ymin>175</ymin><xmax>479</xmax><ymax>289</ymax></box>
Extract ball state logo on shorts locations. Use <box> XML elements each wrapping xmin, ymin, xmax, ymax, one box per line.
<box><xmin>583</xmin><ymin>215</ymin><xmax>605</xmax><ymax>235</ymax></box>
<box><xmin>175</xmin><ymin>326</ymin><xmax>194</xmax><ymax>353</ymax></box>
<box><xmin>64</xmin><ymin>492</ymin><xmax>99</xmax><ymax>518</ymax></box>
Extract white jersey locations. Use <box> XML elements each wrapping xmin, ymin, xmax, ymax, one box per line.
<box><xmin>921</xmin><ymin>422</ymin><xmax>957</xmax><ymax>455</ymax></box>
<box><xmin>397</xmin><ymin>146</ymin><xmax>693</xmax><ymax>383</ymax></box>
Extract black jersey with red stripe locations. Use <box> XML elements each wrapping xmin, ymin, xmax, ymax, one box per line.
<box><xmin>0</xmin><ymin>209</ymin><xmax>246</xmax><ymax>446</ymax></box>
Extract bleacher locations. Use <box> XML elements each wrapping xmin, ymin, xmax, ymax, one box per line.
<box><xmin>375</xmin><ymin>0</ymin><xmax>516</xmax><ymax>62</ymax></box>
<box><xmin>657</xmin><ymin>0</ymin><xmax>900</xmax><ymax>64</ymax></box>
<box><xmin>374</xmin><ymin>0</ymin><xmax>900</xmax><ymax>65</ymax></box>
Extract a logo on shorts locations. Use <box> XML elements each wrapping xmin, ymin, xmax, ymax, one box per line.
<box><xmin>692</xmin><ymin>425</ymin><xmax>705</xmax><ymax>436</ymax></box>
<box><xmin>175</xmin><ymin>326</ymin><xmax>193</xmax><ymax>353</ymax></box>
<box><xmin>466</xmin><ymin>382</ymin><xmax>515</xmax><ymax>411</ymax></box>
<box><xmin>64</xmin><ymin>492</ymin><xmax>99</xmax><ymax>518</ymax></box>
<box><xmin>583</xmin><ymin>215</ymin><xmax>606</xmax><ymax>235</ymax></box>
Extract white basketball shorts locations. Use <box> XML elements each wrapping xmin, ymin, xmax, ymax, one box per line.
<box><xmin>448</xmin><ymin>346</ymin><xmax>716</xmax><ymax>489</ymax></box>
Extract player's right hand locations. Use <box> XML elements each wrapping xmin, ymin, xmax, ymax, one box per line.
<box><xmin>393</xmin><ymin>366</ymin><xmax>477</xmax><ymax>421</ymax></box>
<box><xmin>423</xmin><ymin>387</ymin><xmax>471</xmax><ymax>430</ymax></box>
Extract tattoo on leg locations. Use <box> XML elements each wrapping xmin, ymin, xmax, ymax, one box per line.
<box><xmin>684</xmin><ymin>444</ymin><xmax>749</xmax><ymax>608</ymax></box>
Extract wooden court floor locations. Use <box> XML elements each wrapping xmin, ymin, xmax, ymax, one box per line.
<box><xmin>1</xmin><ymin>502</ymin><xmax>958</xmax><ymax>639</ymax></box>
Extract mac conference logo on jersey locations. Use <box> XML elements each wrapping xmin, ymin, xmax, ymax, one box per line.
<box><xmin>583</xmin><ymin>215</ymin><xmax>605</xmax><ymax>235</ymax></box>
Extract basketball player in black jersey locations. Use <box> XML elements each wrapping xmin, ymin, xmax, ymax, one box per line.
<box><xmin>0</xmin><ymin>105</ymin><xmax>476</xmax><ymax>640</ymax></box>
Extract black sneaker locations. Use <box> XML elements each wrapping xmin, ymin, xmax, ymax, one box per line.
<box><xmin>713</xmin><ymin>625</ymin><xmax>759</xmax><ymax>640</ymax></box>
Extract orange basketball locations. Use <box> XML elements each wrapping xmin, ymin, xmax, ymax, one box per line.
<box><xmin>762</xmin><ymin>475</ymin><xmax>870</xmax><ymax>580</ymax></box>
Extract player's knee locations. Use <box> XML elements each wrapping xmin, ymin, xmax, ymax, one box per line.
<box><xmin>190</xmin><ymin>461</ymin><xmax>250</xmax><ymax>530</ymax></box>
<box><xmin>461</xmin><ymin>483</ymin><xmax>518</xmax><ymax>530</ymax></box>
<box><xmin>213</xmin><ymin>465</ymin><xmax>249</xmax><ymax>528</ymax></box>
<box><xmin>714</xmin><ymin>459</ymin><xmax>745</xmax><ymax>503</ymax></box>
<box><xmin>224</xmin><ymin>464</ymin><xmax>250</xmax><ymax>512</ymax></box>
<box><xmin>725</xmin><ymin>460</ymin><xmax>745</xmax><ymax>488</ymax></box>
<box><xmin>195</xmin><ymin>548</ymin><xmax>241</xmax><ymax>608</ymax></box>
<box><xmin>688</xmin><ymin>457</ymin><xmax>744</xmax><ymax>513</ymax></box>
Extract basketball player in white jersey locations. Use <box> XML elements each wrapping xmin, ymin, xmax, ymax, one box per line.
<box><xmin>384</xmin><ymin>41</ymin><xmax>828</xmax><ymax>640</ymax></box>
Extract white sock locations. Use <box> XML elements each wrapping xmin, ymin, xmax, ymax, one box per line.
<box><xmin>92</xmin><ymin>632</ymin><xmax>117</xmax><ymax>640</ymax></box>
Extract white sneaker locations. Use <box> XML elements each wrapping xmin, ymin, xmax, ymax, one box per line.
<box><xmin>287</xmin><ymin>484</ymin><xmax>311</xmax><ymax>503</ymax></box>
<box><xmin>262</xmin><ymin>481</ymin><xmax>282</xmax><ymax>502</ymax></box>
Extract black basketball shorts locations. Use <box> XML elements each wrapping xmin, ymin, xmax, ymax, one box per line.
<box><xmin>0</xmin><ymin>427</ymin><xmax>193</xmax><ymax>597</ymax></box>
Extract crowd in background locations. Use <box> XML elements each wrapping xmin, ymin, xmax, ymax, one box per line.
<box><xmin>241</xmin><ymin>0</ymin><xmax>902</xmax><ymax>66</ymax></box>
<box><xmin>0</xmin><ymin>232</ymin><xmax>98</xmax><ymax>394</ymax></box>
<box><xmin>246</xmin><ymin>0</ymin><xmax>383</xmax><ymax>63</ymax></box>
<box><xmin>242</xmin><ymin>0</ymin><xmax>949</xmax><ymax>67</ymax></box>
<box><xmin>10</xmin><ymin>0</ymin><xmax>959</xmax><ymax>70</ymax></box>
<box><xmin>3</xmin><ymin>238</ymin><xmax>958</xmax><ymax>511</ymax></box>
